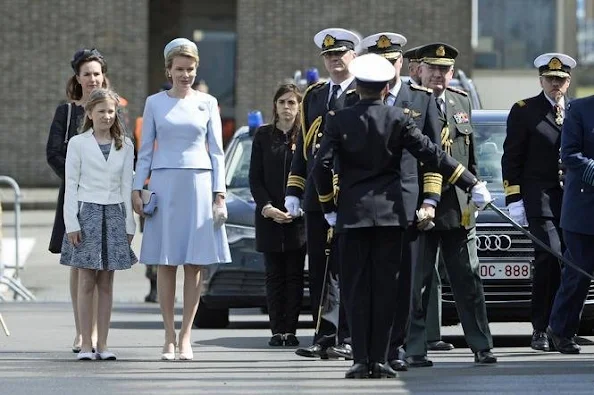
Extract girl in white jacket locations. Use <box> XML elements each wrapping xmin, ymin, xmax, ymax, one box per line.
<box><xmin>61</xmin><ymin>88</ymin><xmax>136</xmax><ymax>361</ymax></box>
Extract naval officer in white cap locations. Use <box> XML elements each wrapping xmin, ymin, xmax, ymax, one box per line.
<box><xmin>312</xmin><ymin>53</ymin><xmax>492</xmax><ymax>379</ymax></box>
<box><xmin>502</xmin><ymin>52</ymin><xmax>576</xmax><ymax>353</ymax></box>
<box><xmin>287</xmin><ymin>27</ymin><xmax>360</xmax><ymax>361</ymax></box>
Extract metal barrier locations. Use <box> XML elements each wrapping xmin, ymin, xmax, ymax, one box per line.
<box><xmin>0</xmin><ymin>175</ymin><xmax>35</xmax><ymax>302</ymax></box>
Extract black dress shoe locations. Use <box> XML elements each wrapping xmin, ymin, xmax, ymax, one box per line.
<box><xmin>370</xmin><ymin>362</ymin><xmax>398</xmax><ymax>378</ymax></box>
<box><xmin>326</xmin><ymin>343</ymin><xmax>353</xmax><ymax>360</ymax></box>
<box><xmin>144</xmin><ymin>289</ymin><xmax>158</xmax><ymax>303</ymax></box>
<box><xmin>295</xmin><ymin>344</ymin><xmax>334</xmax><ymax>359</ymax></box>
<box><xmin>427</xmin><ymin>340</ymin><xmax>454</xmax><ymax>351</ymax></box>
<box><xmin>268</xmin><ymin>334</ymin><xmax>284</xmax><ymax>347</ymax></box>
<box><xmin>546</xmin><ymin>326</ymin><xmax>581</xmax><ymax>354</ymax></box>
<box><xmin>284</xmin><ymin>333</ymin><xmax>299</xmax><ymax>347</ymax></box>
<box><xmin>388</xmin><ymin>359</ymin><xmax>408</xmax><ymax>371</ymax></box>
<box><xmin>531</xmin><ymin>331</ymin><xmax>550</xmax><ymax>351</ymax></box>
<box><xmin>405</xmin><ymin>355</ymin><xmax>433</xmax><ymax>367</ymax></box>
<box><xmin>474</xmin><ymin>349</ymin><xmax>497</xmax><ymax>364</ymax></box>
<box><xmin>345</xmin><ymin>363</ymin><xmax>369</xmax><ymax>379</ymax></box>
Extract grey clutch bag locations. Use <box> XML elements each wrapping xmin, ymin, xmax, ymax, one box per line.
<box><xmin>141</xmin><ymin>189</ymin><xmax>157</xmax><ymax>216</ymax></box>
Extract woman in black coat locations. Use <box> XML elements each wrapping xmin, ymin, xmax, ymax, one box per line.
<box><xmin>249</xmin><ymin>84</ymin><xmax>306</xmax><ymax>347</ymax></box>
<box><xmin>46</xmin><ymin>48</ymin><xmax>108</xmax><ymax>353</ymax></box>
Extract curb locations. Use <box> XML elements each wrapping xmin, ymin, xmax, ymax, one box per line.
<box><xmin>1</xmin><ymin>202</ymin><xmax>57</xmax><ymax>211</ymax></box>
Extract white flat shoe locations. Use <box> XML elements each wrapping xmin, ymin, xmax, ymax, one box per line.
<box><xmin>179</xmin><ymin>349</ymin><xmax>193</xmax><ymax>361</ymax></box>
<box><xmin>161</xmin><ymin>352</ymin><xmax>175</xmax><ymax>361</ymax></box>
<box><xmin>95</xmin><ymin>351</ymin><xmax>117</xmax><ymax>360</ymax></box>
<box><xmin>77</xmin><ymin>351</ymin><xmax>94</xmax><ymax>361</ymax></box>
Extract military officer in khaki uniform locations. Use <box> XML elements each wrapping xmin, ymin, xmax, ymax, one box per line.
<box><xmin>406</xmin><ymin>43</ymin><xmax>496</xmax><ymax>366</ymax></box>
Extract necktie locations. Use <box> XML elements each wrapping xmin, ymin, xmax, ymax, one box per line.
<box><xmin>328</xmin><ymin>85</ymin><xmax>340</xmax><ymax>111</ymax></box>
<box><xmin>437</xmin><ymin>98</ymin><xmax>452</xmax><ymax>154</ymax></box>
<box><xmin>554</xmin><ymin>104</ymin><xmax>563</xmax><ymax>125</ymax></box>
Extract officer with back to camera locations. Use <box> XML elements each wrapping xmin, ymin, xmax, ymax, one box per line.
<box><xmin>312</xmin><ymin>53</ymin><xmax>492</xmax><ymax>379</ymax></box>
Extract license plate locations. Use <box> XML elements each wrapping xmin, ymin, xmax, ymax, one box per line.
<box><xmin>479</xmin><ymin>262</ymin><xmax>531</xmax><ymax>280</ymax></box>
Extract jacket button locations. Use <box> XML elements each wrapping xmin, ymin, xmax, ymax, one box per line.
<box><xmin>315</xmin><ymin>143</ymin><xmax>320</xmax><ymax>149</ymax></box>
<box><xmin>317</xmin><ymin>133</ymin><xmax>323</xmax><ymax>137</ymax></box>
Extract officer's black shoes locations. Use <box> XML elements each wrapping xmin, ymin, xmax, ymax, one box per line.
<box><xmin>144</xmin><ymin>289</ymin><xmax>158</xmax><ymax>303</ymax></box>
<box><xmin>474</xmin><ymin>349</ymin><xmax>498</xmax><ymax>364</ymax></box>
<box><xmin>345</xmin><ymin>363</ymin><xmax>370</xmax><ymax>379</ymax></box>
<box><xmin>295</xmin><ymin>344</ymin><xmax>336</xmax><ymax>359</ymax></box>
<box><xmin>405</xmin><ymin>355</ymin><xmax>433</xmax><ymax>368</ymax></box>
<box><xmin>546</xmin><ymin>326</ymin><xmax>581</xmax><ymax>354</ymax></box>
<box><xmin>369</xmin><ymin>362</ymin><xmax>398</xmax><ymax>378</ymax></box>
<box><xmin>530</xmin><ymin>330</ymin><xmax>551</xmax><ymax>351</ymax></box>
<box><xmin>388</xmin><ymin>359</ymin><xmax>408</xmax><ymax>371</ymax></box>
<box><xmin>427</xmin><ymin>340</ymin><xmax>455</xmax><ymax>351</ymax></box>
<box><xmin>326</xmin><ymin>343</ymin><xmax>353</xmax><ymax>360</ymax></box>
<box><xmin>268</xmin><ymin>334</ymin><xmax>284</xmax><ymax>347</ymax></box>
<box><xmin>284</xmin><ymin>333</ymin><xmax>299</xmax><ymax>347</ymax></box>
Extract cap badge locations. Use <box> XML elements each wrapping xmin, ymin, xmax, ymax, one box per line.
<box><xmin>436</xmin><ymin>45</ymin><xmax>445</xmax><ymax>57</ymax></box>
<box><xmin>548</xmin><ymin>57</ymin><xmax>562</xmax><ymax>70</ymax></box>
<box><xmin>323</xmin><ymin>35</ymin><xmax>336</xmax><ymax>48</ymax></box>
<box><xmin>376</xmin><ymin>35</ymin><xmax>392</xmax><ymax>49</ymax></box>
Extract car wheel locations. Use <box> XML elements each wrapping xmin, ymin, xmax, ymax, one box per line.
<box><xmin>578</xmin><ymin>319</ymin><xmax>594</xmax><ymax>336</ymax></box>
<box><xmin>193</xmin><ymin>302</ymin><xmax>229</xmax><ymax>328</ymax></box>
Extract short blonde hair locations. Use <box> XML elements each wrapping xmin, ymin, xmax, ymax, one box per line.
<box><xmin>164</xmin><ymin>46</ymin><xmax>200</xmax><ymax>81</ymax></box>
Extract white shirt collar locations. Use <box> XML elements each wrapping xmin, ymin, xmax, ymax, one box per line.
<box><xmin>544</xmin><ymin>92</ymin><xmax>565</xmax><ymax>109</ymax></box>
<box><xmin>329</xmin><ymin>76</ymin><xmax>355</xmax><ymax>100</ymax></box>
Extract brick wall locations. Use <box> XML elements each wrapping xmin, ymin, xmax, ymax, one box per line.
<box><xmin>0</xmin><ymin>0</ymin><xmax>148</xmax><ymax>186</ymax></box>
<box><xmin>236</xmin><ymin>0</ymin><xmax>472</xmax><ymax>126</ymax></box>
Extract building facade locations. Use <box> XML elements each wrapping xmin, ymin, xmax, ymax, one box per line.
<box><xmin>1</xmin><ymin>0</ymin><xmax>472</xmax><ymax>186</ymax></box>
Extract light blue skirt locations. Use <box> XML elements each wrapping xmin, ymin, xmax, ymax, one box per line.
<box><xmin>139</xmin><ymin>168</ymin><xmax>231</xmax><ymax>266</ymax></box>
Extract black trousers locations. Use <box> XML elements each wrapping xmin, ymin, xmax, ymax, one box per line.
<box><xmin>264</xmin><ymin>247</ymin><xmax>306</xmax><ymax>335</ymax></box>
<box><xmin>305</xmin><ymin>211</ymin><xmax>349</xmax><ymax>346</ymax></box>
<box><xmin>340</xmin><ymin>226</ymin><xmax>402</xmax><ymax>364</ymax></box>
<box><xmin>387</xmin><ymin>225</ymin><xmax>417</xmax><ymax>361</ymax></box>
<box><xmin>528</xmin><ymin>218</ymin><xmax>563</xmax><ymax>332</ymax></box>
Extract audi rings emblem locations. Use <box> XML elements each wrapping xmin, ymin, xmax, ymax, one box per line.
<box><xmin>476</xmin><ymin>234</ymin><xmax>512</xmax><ymax>251</ymax></box>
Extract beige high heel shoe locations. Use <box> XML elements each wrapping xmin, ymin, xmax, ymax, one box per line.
<box><xmin>161</xmin><ymin>341</ymin><xmax>176</xmax><ymax>361</ymax></box>
<box><xmin>178</xmin><ymin>344</ymin><xmax>193</xmax><ymax>360</ymax></box>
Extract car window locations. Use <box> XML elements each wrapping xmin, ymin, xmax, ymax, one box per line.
<box><xmin>474</xmin><ymin>123</ymin><xmax>505</xmax><ymax>192</ymax></box>
<box><xmin>225</xmin><ymin>136</ymin><xmax>252</xmax><ymax>189</ymax></box>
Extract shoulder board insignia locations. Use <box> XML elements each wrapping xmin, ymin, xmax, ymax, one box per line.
<box><xmin>446</xmin><ymin>86</ymin><xmax>468</xmax><ymax>96</ymax></box>
<box><xmin>345</xmin><ymin>88</ymin><xmax>357</xmax><ymax>95</ymax></box>
<box><xmin>304</xmin><ymin>81</ymin><xmax>326</xmax><ymax>96</ymax></box>
<box><xmin>328</xmin><ymin>110</ymin><xmax>335</xmax><ymax>116</ymax></box>
<box><xmin>516</xmin><ymin>100</ymin><xmax>526</xmax><ymax>107</ymax></box>
<box><xmin>410</xmin><ymin>83</ymin><xmax>432</xmax><ymax>93</ymax></box>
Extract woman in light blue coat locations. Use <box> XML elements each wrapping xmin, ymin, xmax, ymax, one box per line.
<box><xmin>132</xmin><ymin>38</ymin><xmax>231</xmax><ymax>361</ymax></box>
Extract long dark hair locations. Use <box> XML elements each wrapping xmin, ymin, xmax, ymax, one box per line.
<box><xmin>79</xmin><ymin>88</ymin><xmax>126</xmax><ymax>150</ymax></box>
<box><xmin>66</xmin><ymin>48</ymin><xmax>108</xmax><ymax>101</ymax></box>
<box><xmin>272</xmin><ymin>83</ymin><xmax>302</xmax><ymax>146</ymax></box>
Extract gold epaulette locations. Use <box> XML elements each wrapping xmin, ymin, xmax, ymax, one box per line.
<box><xmin>516</xmin><ymin>100</ymin><xmax>526</xmax><ymax>107</ymax></box>
<box><xmin>304</xmin><ymin>81</ymin><xmax>326</xmax><ymax>95</ymax></box>
<box><xmin>446</xmin><ymin>86</ymin><xmax>468</xmax><ymax>96</ymax></box>
<box><xmin>287</xmin><ymin>173</ymin><xmax>306</xmax><ymax>190</ymax></box>
<box><xmin>303</xmin><ymin>116</ymin><xmax>322</xmax><ymax>159</ymax></box>
<box><xmin>448</xmin><ymin>164</ymin><xmax>466</xmax><ymax>184</ymax></box>
<box><xmin>410</xmin><ymin>83</ymin><xmax>432</xmax><ymax>93</ymax></box>
<box><xmin>423</xmin><ymin>172</ymin><xmax>443</xmax><ymax>195</ymax></box>
<box><xmin>503</xmin><ymin>180</ymin><xmax>520</xmax><ymax>196</ymax></box>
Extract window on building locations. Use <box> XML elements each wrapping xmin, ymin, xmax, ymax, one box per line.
<box><xmin>475</xmin><ymin>0</ymin><xmax>557</xmax><ymax>69</ymax></box>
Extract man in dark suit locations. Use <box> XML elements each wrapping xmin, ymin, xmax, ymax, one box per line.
<box><xmin>285</xmin><ymin>28</ymin><xmax>359</xmax><ymax>360</ymax></box>
<box><xmin>502</xmin><ymin>53</ymin><xmax>576</xmax><ymax>351</ymax></box>
<box><xmin>406</xmin><ymin>43</ymin><xmax>497</xmax><ymax>365</ymax></box>
<box><xmin>547</xmin><ymin>93</ymin><xmax>594</xmax><ymax>354</ymax></box>
<box><xmin>312</xmin><ymin>53</ymin><xmax>492</xmax><ymax>379</ymax></box>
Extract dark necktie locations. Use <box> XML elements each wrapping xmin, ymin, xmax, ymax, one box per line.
<box><xmin>554</xmin><ymin>104</ymin><xmax>563</xmax><ymax>125</ymax></box>
<box><xmin>436</xmin><ymin>97</ymin><xmax>452</xmax><ymax>154</ymax></box>
<box><xmin>328</xmin><ymin>85</ymin><xmax>340</xmax><ymax>111</ymax></box>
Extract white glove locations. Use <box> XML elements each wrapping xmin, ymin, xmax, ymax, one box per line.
<box><xmin>471</xmin><ymin>181</ymin><xmax>492</xmax><ymax>211</ymax></box>
<box><xmin>324</xmin><ymin>212</ymin><xmax>337</xmax><ymax>227</ymax></box>
<box><xmin>416</xmin><ymin>207</ymin><xmax>435</xmax><ymax>231</ymax></box>
<box><xmin>507</xmin><ymin>200</ymin><xmax>528</xmax><ymax>226</ymax></box>
<box><xmin>213</xmin><ymin>202</ymin><xmax>228</xmax><ymax>227</ymax></box>
<box><xmin>284</xmin><ymin>195</ymin><xmax>301</xmax><ymax>217</ymax></box>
